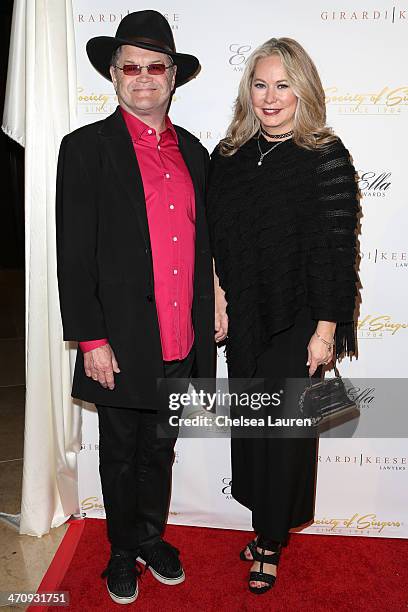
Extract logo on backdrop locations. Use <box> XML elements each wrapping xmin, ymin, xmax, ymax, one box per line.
<box><xmin>76</xmin><ymin>10</ymin><xmax>181</xmax><ymax>30</ymax></box>
<box><xmin>192</xmin><ymin>129</ymin><xmax>225</xmax><ymax>142</ymax></box>
<box><xmin>360</xmin><ymin>250</ymin><xmax>407</xmax><ymax>268</ymax></box>
<box><xmin>80</xmin><ymin>442</ymin><xmax>99</xmax><ymax>451</ymax></box>
<box><xmin>358</xmin><ymin>171</ymin><xmax>392</xmax><ymax>197</ymax></box>
<box><xmin>312</xmin><ymin>513</ymin><xmax>403</xmax><ymax>536</ymax></box>
<box><xmin>346</xmin><ymin>386</ymin><xmax>375</xmax><ymax>408</ymax></box>
<box><xmin>77</xmin><ymin>87</ymin><xmax>117</xmax><ymax>115</ymax></box>
<box><xmin>320</xmin><ymin>8</ymin><xmax>407</xmax><ymax>23</ymax></box>
<box><xmin>228</xmin><ymin>44</ymin><xmax>252</xmax><ymax>71</ymax></box>
<box><xmin>318</xmin><ymin>453</ymin><xmax>407</xmax><ymax>471</ymax></box>
<box><xmin>81</xmin><ymin>496</ymin><xmax>105</xmax><ymax>518</ymax></box>
<box><xmin>77</xmin><ymin>88</ymin><xmax>181</xmax><ymax>116</ymax></box>
<box><xmin>325</xmin><ymin>86</ymin><xmax>408</xmax><ymax>115</ymax></box>
<box><xmin>221</xmin><ymin>477</ymin><xmax>233</xmax><ymax>499</ymax></box>
<box><xmin>357</xmin><ymin>315</ymin><xmax>407</xmax><ymax>339</ymax></box>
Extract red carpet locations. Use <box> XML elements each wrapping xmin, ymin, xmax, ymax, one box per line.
<box><xmin>38</xmin><ymin>519</ymin><xmax>408</xmax><ymax>611</ymax></box>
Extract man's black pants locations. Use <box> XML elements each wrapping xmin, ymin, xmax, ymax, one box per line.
<box><xmin>96</xmin><ymin>348</ymin><xmax>195</xmax><ymax>552</ymax></box>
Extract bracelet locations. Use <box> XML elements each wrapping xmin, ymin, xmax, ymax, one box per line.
<box><xmin>314</xmin><ymin>330</ymin><xmax>335</xmax><ymax>348</ymax></box>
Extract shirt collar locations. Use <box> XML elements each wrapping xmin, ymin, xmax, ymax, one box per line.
<box><xmin>120</xmin><ymin>106</ymin><xmax>178</xmax><ymax>144</ymax></box>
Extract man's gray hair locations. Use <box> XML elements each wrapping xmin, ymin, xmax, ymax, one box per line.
<box><xmin>110</xmin><ymin>46</ymin><xmax>122</xmax><ymax>67</ymax></box>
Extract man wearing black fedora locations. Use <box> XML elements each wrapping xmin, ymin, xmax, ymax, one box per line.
<box><xmin>56</xmin><ymin>10</ymin><xmax>215</xmax><ymax>604</ymax></box>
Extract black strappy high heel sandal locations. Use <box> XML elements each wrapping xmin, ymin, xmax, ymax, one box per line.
<box><xmin>239</xmin><ymin>537</ymin><xmax>258</xmax><ymax>561</ymax></box>
<box><xmin>248</xmin><ymin>538</ymin><xmax>281</xmax><ymax>595</ymax></box>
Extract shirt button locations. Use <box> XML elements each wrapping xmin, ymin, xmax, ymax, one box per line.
<box><xmin>165</xmin><ymin>173</ymin><xmax>170</xmax><ymax>179</ymax></box>
<box><xmin>173</xmin><ymin>269</ymin><xmax>178</xmax><ymax>275</ymax></box>
<box><xmin>147</xmin><ymin>129</ymin><xmax>153</xmax><ymax>135</ymax></box>
<box><xmin>172</xmin><ymin>236</ymin><xmax>178</xmax><ymax>242</ymax></box>
<box><xmin>174</xmin><ymin>301</ymin><xmax>178</xmax><ymax>307</ymax></box>
<box><xmin>158</xmin><ymin>145</ymin><xmax>161</xmax><ymax>150</ymax></box>
<box><xmin>169</xmin><ymin>204</ymin><xmax>175</xmax><ymax>210</ymax></box>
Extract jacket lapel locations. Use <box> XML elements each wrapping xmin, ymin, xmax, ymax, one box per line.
<box><xmin>98</xmin><ymin>108</ymin><xmax>151</xmax><ymax>252</ymax></box>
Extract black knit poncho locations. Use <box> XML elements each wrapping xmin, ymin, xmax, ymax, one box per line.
<box><xmin>207</xmin><ymin>136</ymin><xmax>359</xmax><ymax>378</ymax></box>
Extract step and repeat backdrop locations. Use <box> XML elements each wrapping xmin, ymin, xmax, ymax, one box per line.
<box><xmin>74</xmin><ymin>0</ymin><xmax>407</xmax><ymax>537</ymax></box>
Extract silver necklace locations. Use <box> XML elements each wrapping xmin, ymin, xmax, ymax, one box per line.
<box><xmin>257</xmin><ymin>137</ymin><xmax>286</xmax><ymax>166</ymax></box>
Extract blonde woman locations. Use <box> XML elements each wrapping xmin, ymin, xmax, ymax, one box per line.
<box><xmin>208</xmin><ymin>38</ymin><xmax>358</xmax><ymax>594</ymax></box>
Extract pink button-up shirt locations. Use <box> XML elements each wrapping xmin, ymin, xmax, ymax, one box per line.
<box><xmin>80</xmin><ymin>108</ymin><xmax>196</xmax><ymax>362</ymax></box>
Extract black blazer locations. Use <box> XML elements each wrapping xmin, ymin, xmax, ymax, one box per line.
<box><xmin>56</xmin><ymin>107</ymin><xmax>215</xmax><ymax>408</ymax></box>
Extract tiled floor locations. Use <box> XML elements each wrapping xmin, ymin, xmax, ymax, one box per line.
<box><xmin>0</xmin><ymin>270</ymin><xmax>68</xmax><ymax>609</ymax></box>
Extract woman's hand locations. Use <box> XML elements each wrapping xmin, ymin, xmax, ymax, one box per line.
<box><xmin>214</xmin><ymin>266</ymin><xmax>228</xmax><ymax>343</ymax></box>
<box><xmin>306</xmin><ymin>321</ymin><xmax>336</xmax><ymax>376</ymax></box>
<box><xmin>215</xmin><ymin>288</ymin><xmax>228</xmax><ymax>343</ymax></box>
<box><xmin>215</xmin><ymin>309</ymin><xmax>228</xmax><ymax>343</ymax></box>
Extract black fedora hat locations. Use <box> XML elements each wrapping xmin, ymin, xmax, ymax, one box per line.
<box><xmin>86</xmin><ymin>10</ymin><xmax>199</xmax><ymax>87</ymax></box>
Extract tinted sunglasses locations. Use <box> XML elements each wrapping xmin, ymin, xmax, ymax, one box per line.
<box><xmin>114</xmin><ymin>63</ymin><xmax>174</xmax><ymax>76</ymax></box>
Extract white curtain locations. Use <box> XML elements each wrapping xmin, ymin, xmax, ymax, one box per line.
<box><xmin>2</xmin><ymin>0</ymin><xmax>81</xmax><ymax>536</ymax></box>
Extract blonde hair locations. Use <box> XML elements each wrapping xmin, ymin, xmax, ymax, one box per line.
<box><xmin>220</xmin><ymin>37</ymin><xmax>336</xmax><ymax>156</ymax></box>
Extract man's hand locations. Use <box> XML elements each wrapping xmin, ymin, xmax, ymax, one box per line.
<box><xmin>83</xmin><ymin>343</ymin><xmax>121</xmax><ymax>390</ymax></box>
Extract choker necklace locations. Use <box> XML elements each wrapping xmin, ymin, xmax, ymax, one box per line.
<box><xmin>260</xmin><ymin>127</ymin><xmax>294</xmax><ymax>139</ymax></box>
<box><xmin>257</xmin><ymin>136</ymin><xmax>287</xmax><ymax>166</ymax></box>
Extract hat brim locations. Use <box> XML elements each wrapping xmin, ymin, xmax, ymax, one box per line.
<box><xmin>86</xmin><ymin>36</ymin><xmax>200</xmax><ymax>87</ymax></box>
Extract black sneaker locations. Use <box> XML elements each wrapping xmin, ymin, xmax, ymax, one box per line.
<box><xmin>101</xmin><ymin>549</ymin><xmax>141</xmax><ymax>604</ymax></box>
<box><xmin>137</xmin><ymin>539</ymin><xmax>185</xmax><ymax>585</ymax></box>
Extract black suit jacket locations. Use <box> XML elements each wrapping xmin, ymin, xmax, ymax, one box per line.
<box><xmin>56</xmin><ymin>107</ymin><xmax>215</xmax><ymax>408</ymax></box>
